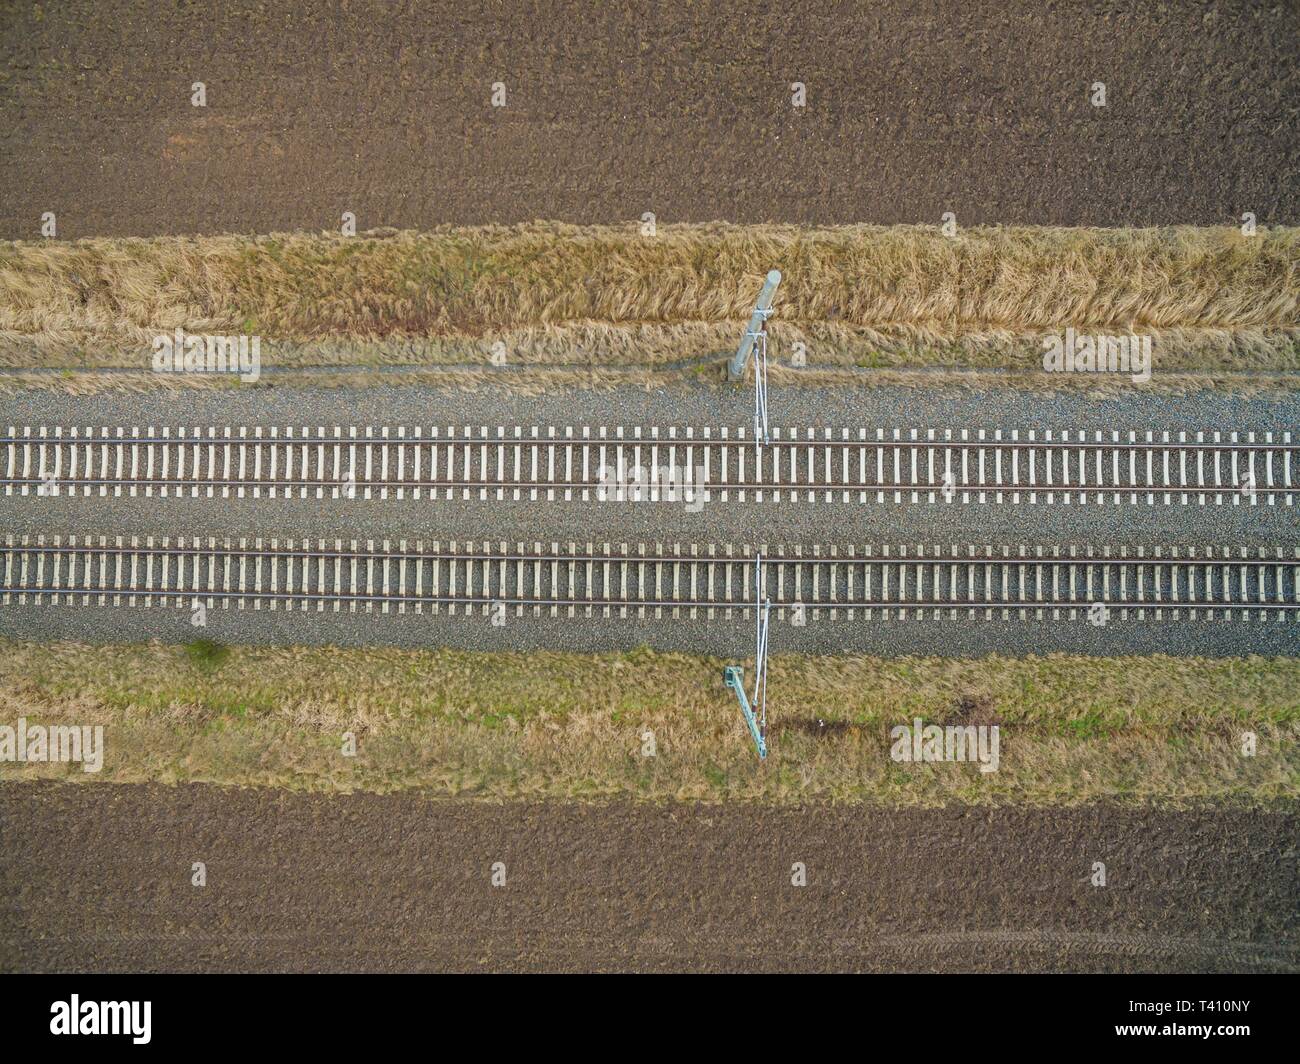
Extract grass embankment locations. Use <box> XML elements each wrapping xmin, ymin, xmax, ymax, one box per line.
<box><xmin>1</xmin><ymin>640</ymin><xmax>1295</xmax><ymax>806</ymax></box>
<box><xmin>0</xmin><ymin>223</ymin><xmax>1296</xmax><ymax>382</ymax></box>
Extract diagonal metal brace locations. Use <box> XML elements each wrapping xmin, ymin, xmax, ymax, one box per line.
<box><xmin>723</xmin><ymin>665</ymin><xmax>767</xmax><ymax>759</ymax></box>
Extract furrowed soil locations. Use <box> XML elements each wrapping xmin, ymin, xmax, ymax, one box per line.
<box><xmin>1</xmin><ymin>783</ymin><xmax>1295</xmax><ymax>973</ymax></box>
<box><xmin>1</xmin><ymin>1</ymin><xmax>1297</xmax><ymax>238</ymax></box>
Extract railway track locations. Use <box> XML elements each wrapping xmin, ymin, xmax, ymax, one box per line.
<box><xmin>3</xmin><ymin>536</ymin><xmax>1296</xmax><ymax>619</ymax></box>
<box><xmin>3</xmin><ymin>424</ymin><xmax>1295</xmax><ymax>504</ymax></box>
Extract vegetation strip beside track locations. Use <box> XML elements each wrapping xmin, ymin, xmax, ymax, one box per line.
<box><xmin>1</xmin><ymin>640</ymin><xmax>1295</xmax><ymax>805</ymax></box>
<box><xmin>1</xmin><ymin>224</ymin><xmax>1297</xmax><ymax>378</ymax></box>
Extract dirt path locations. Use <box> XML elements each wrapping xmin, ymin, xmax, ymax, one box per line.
<box><xmin>1</xmin><ymin>783</ymin><xmax>1294</xmax><ymax>972</ymax></box>
<box><xmin>2</xmin><ymin>1</ymin><xmax>1296</xmax><ymax>237</ymax></box>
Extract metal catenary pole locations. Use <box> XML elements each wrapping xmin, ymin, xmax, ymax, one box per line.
<box><xmin>727</xmin><ymin>269</ymin><xmax>782</xmax><ymax>381</ymax></box>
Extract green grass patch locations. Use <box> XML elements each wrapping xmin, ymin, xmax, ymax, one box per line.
<box><xmin>0</xmin><ymin>640</ymin><xmax>1295</xmax><ymax>806</ymax></box>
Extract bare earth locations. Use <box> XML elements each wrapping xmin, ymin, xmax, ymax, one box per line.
<box><xmin>0</xmin><ymin>783</ymin><xmax>1295</xmax><ymax>973</ymax></box>
<box><xmin>1</xmin><ymin>1</ymin><xmax>1297</xmax><ymax>237</ymax></box>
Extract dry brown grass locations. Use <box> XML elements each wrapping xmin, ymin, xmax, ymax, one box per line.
<box><xmin>1</xmin><ymin>223</ymin><xmax>1296</xmax><ymax>373</ymax></box>
<box><xmin>6</xmin><ymin>364</ymin><xmax>1298</xmax><ymax>400</ymax></box>
<box><xmin>1</xmin><ymin>640</ymin><xmax>1295</xmax><ymax>806</ymax></box>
